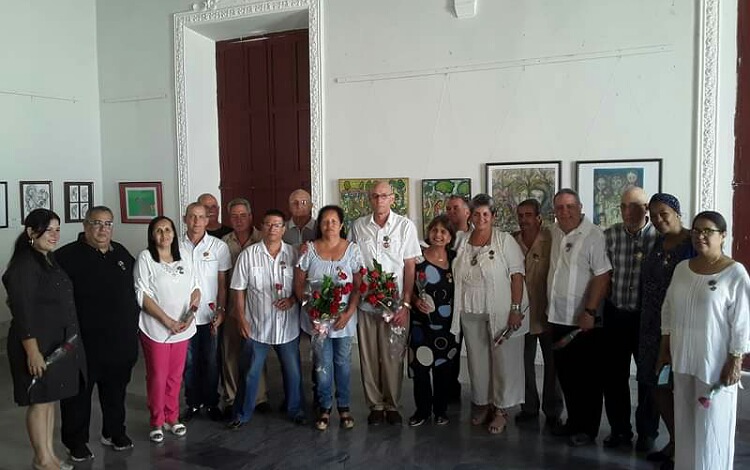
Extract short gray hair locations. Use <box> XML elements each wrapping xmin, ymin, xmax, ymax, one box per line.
<box><xmin>227</xmin><ymin>197</ymin><xmax>252</xmax><ymax>213</ymax></box>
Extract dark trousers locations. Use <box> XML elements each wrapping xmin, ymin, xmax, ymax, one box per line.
<box><xmin>449</xmin><ymin>334</ymin><xmax>463</xmax><ymax>400</ymax></box>
<box><xmin>551</xmin><ymin>323</ymin><xmax>603</xmax><ymax>438</ymax></box>
<box><xmin>184</xmin><ymin>324</ymin><xmax>220</xmax><ymax>408</ymax></box>
<box><xmin>522</xmin><ymin>331</ymin><xmax>564</xmax><ymax>419</ymax></box>
<box><xmin>61</xmin><ymin>360</ymin><xmax>134</xmax><ymax>447</ymax></box>
<box><xmin>412</xmin><ymin>359</ymin><xmax>454</xmax><ymax>418</ymax></box>
<box><xmin>602</xmin><ymin>302</ymin><xmax>659</xmax><ymax>438</ymax></box>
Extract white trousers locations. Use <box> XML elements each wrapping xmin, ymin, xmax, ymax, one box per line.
<box><xmin>673</xmin><ymin>372</ymin><xmax>737</xmax><ymax>470</ymax></box>
<box><xmin>461</xmin><ymin>313</ymin><xmax>525</xmax><ymax>409</ymax></box>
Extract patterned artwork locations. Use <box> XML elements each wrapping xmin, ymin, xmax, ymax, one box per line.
<box><xmin>338</xmin><ymin>178</ymin><xmax>409</xmax><ymax>229</ymax></box>
<box><xmin>421</xmin><ymin>178</ymin><xmax>471</xmax><ymax>234</ymax></box>
<box><xmin>576</xmin><ymin>159</ymin><xmax>662</xmax><ymax>230</ymax></box>
<box><xmin>19</xmin><ymin>181</ymin><xmax>53</xmax><ymax>222</ymax></box>
<box><xmin>485</xmin><ymin>162</ymin><xmax>561</xmax><ymax>232</ymax></box>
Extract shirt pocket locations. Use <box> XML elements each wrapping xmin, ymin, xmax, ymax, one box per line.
<box><xmin>381</xmin><ymin>234</ymin><xmax>403</xmax><ymax>265</ymax></box>
<box><xmin>250</xmin><ymin>267</ymin><xmax>267</xmax><ymax>292</ymax></box>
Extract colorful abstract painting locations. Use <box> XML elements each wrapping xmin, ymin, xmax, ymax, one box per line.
<box><xmin>421</xmin><ymin>178</ymin><xmax>471</xmax><ymax>234</ymax></box>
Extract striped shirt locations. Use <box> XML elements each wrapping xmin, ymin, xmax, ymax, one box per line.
<box><xmin>604</xmin><ymin>221</ymin><xmax>657</xmax><ymax>311</ymax></box>
<box><xmin>230</xmin><ymin>241</ymin><xmax>299</xmax><ymax>345</ymax></box>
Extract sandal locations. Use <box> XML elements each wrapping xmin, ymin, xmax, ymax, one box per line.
<box><xmin>164</xmin><ymin>422</ymin><xmax>187</xmax><ymax>437</ymax></box>
<box><xmin>339</xmin><ymin>408</ymin><xmax>355</xmax><ymax>430</ymax></box>
<box><xmin>488</xmin><ymin>410</ymin><xmax>507</xmax><ymax>435</ymax></box>
<box><xmin>315</xmin><ymin>408</ymin><xmax>331</xmax><ymax>431</ymax></box>
<box><xmin>470</xmin><ymin>404</ymin><xmax>490</xmax><ymax>426</ymax></box>
<box><xmin>149</xmin><ymin>427</ymin><xmax>164</xmax><ymax>443</ymax></box>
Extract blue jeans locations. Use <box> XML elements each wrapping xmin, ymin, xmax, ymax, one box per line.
<box><xmin>184</xmin><ymin>324</ymin><xmax>220</xmax><ymax>408</ymax></box>
<box><xmin>234</xmin><ymin>336</ymin><xmax>303</xmax><ymax>423</ymax></box>
<box><xmin>313</xmin><ymin>336</ymin><xmax>353</xmax><ymax>410</ymax></box>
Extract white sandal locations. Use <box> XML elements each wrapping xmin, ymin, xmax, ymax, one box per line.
<box><xmin>149</xmin><ymin>427</ymin><xmax>164</xmax><ymax>443</ymax></box>
<box><xmin>164</xmin><ymin>422</ymin><xmax>187</xmax><ymax>437</ymax></box>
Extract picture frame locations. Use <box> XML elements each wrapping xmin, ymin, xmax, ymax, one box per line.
<box><xmin>485</xmin><ymin>161</ymin><xmax>561</xmax><ymax>232</ymax></box>
<box><xmin>338</xmin><ymin>178</ymin><xmax>409</xmax><ymax>229</ymax></box>
<box><xmin>421</xmin><ymin>178</ymin><xmax>472</xmax><ymax>234</ymax></box>
<box><xmin>0</xmin><ymin>182</ymin><xmax>8</xmax><ymax>228</ymax></box>
<box><xmin>575</xmin><ymin>159</ymin><xmax>662</xmax><ymax>230</ymax></box>
<box><xmin>118</xmin><ymin>181</ymin><xmax>163</xmax><ymax>224</ymax></box>
<box><xmin>63</xmin><ymin>182</ymin><xmax>94</xmax><ymax>223</ymax></box>
<box><xmin>19</xmin><ymin>181</ymin><xmax>53</xmax><ymax>222</ymax></box>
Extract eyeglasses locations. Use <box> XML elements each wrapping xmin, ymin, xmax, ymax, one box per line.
<box><xmin>263</xmin><ymin>222</ymin><xmax>284</xmax><ymax>229</ymax></box>
<box><xmin>690</xmin><ymin>228</ymin><xmax>722</xmax><ymax>237</ymax></box>
<box><xmin>370</xmin><ymin>193</ymin><xmax>393</xmax><ymax>200</ymax></box>
<box><xmin>87</xmin><ymin>220</ymin><xmax>114</xmax><ymax>229</ymax></box>
<box><xmin>290</xmin><ymin>200</ymin><xmax>309</xmax><ymax>207</ymax></box>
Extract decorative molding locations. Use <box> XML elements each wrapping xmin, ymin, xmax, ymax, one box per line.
<box><xmin>173</xmin><ymin>0</ymin><xmax>323</xmax><ymax>231</ymax></box>
<box><xmin>696</xmin><ymin>0</ymin><xmax>720</xmax><ymax>212</ymax></box>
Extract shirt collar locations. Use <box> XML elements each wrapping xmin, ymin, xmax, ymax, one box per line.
<box><xmin>77</xmin><ymin>232</ymin><xmax>113</xmax><ymax>253</ymax></box>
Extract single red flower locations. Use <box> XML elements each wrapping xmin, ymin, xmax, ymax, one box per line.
<box><xmin>338</xmin><ymin>271</ymin><xmax>348</xmax><ymax>280</ymax></box>
<box><xmin>343</xmin><ymin>283</ymin><xmax>353</xmax><ymax>294</ymax></box>
<box><xmin>376</xmin><ymin>292</ymin><xmax>385</xmax><ymax>300</ymax></box>
<box><xmin>359</xmin><ymin>267</ymin><xmax>368</xmax><ymax>276</ymax></box>
<box><xmin>209</xmin><ymin>302</ymin><xmax>216</xmax><ymax>311</ymax></box>
<box><xmin>371</xmin><ymin>271</ymin><xmax>380</xmax><ymax>279</ymax></box>
<box><xmin>385</xmin><ymin>281</ymin><xmax>396</xmax><ymax>290</ymax></box>
<box><xmin>275</xmin><ymin>283</ymin><xmax>283</xmax><ymax>290</ymax></box>
<box><xmin>367</xmin><ymin>294</ymin><xmax>378</xmax><ymax>305</ymax></box>
<box><xmin>312</xmin><ymin>291</ymin><xmax>321</xmax><ymax>299</ymax></box>
<box><xmin>418</xmin><ymin>271</ymin><xmax>427</xmax><ymax>281</ymax></box>
<box><xmin>329</xmin><ymin>303</ymin><xmax>339</xmax><ymax>314</ymax></box>
<box><xmin>359</xmin><ymin>283</ymin><xmax>368</xmax><ymax>294</ymax></box>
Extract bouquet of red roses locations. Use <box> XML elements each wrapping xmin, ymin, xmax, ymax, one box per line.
<box><xmin>359</xmin><ymin>259</ymin><xmax>406</xmax><ymax>358</ymax></box>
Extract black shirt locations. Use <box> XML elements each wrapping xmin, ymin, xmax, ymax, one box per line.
<box><xmin>56</xmin><ymin>234</ymin><xmax>140</xmax><ymax>365</ymax></box>
<box><xmin>208</xmin><ymin>225</ymin><xmax>233</xmax><ymax>239</ymax></box>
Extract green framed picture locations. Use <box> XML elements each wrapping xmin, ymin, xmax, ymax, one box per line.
<box><xmin>119</xmin><ymin>181</ymin><xmax>163</xmax><ymax>223</ymax></box>
<box><xmin>421</xmin><ymin>178</ymin><xmax>471</xmax><ymax>234</ymax></box>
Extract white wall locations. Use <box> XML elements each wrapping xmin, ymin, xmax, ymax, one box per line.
<box><xmin>0</xmin><ymin>0</ymin><xmax>102</xmax><ymax>323</ymax></box>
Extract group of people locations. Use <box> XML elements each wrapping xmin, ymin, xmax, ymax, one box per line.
<box><xmin>3</xmin><ymin>180</ymin><xmax>748</xmax><ymax>470</ymax></box>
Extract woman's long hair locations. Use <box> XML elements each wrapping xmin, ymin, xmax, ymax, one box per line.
<box><xmin>146</xmin><ymin>216</ymin><xmax>181</xmax><ymax>262</ymax></box>
<box><xmin>7</xmin><ymin>208</ymin><xmax>60</xmax><ymax>270</ymax></box>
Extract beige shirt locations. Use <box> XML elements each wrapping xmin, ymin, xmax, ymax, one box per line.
<box><xmin>223</xmin><ymin>228</ymin><xmax>263</xmax><ymax>266</ymax></box>
<box><xmin>514</xmin><ymin>228</ymin><xmax>551</xmax><ymax>335</ymax></box>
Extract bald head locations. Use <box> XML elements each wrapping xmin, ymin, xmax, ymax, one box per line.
<box><xmin>369</xmin><ymin>181</ymin><xmax>395</xmax><ymax>216</ymax></box>
<box><xmin>288</xmin><ymin>189</ymin><xmax>312</xmax><ymax>219</ymax></box>
<box><xmin>620</xmin><ymin>187</ymin><xmax>649</xmax><ymax>232</ymax></box>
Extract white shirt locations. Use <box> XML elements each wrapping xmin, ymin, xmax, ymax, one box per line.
<box><xmin>348</xmin><ymin>211</ymin><xmax>422</xmax><ymax>299</ymax></box>
<box><xmin>662</xmin><ymin>261</ymin><xmax>750</xmax><ymax>384</ymax></box>
<box><xmin>231</xmin><ymin>241</ymin><xmax>299</xmax><ymax>345</ymax></box>
<box><xmin>297</xmin><ymin>241</ymin><xmax>365</xmax><ymax>338</ymax></box>
<box><xmin>134</xmin><ymin>248</ymin><xmax>199</xmax><ymax>343</ymax></box>
<box><xmin>180</xmin><ymin>233</ymin><xmax>232</xmax><ymax>325</ymax></box>
<box><xmin>547</xmin><ymin>217</ymin><xmax>612</xmax><ymax>326</ymax></box>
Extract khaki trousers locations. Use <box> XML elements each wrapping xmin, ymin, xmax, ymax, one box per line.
<box><xmin>461</xmin><ymin>313</ymin><xmax>525</xmax><ymax>409</ymax></box>
<box><xmin>356</xmin><ymin>309</ymin><xmax>406</xmax><ymax>411</ymax></box>
<box><xmin>222</xmin><ymin>318</ymin><xmax>268</xmax><ymax>406</ymax></box>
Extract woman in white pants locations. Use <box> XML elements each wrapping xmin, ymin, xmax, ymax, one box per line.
<box><xmin>451</xmin><ymin>193</ymin><xmax>528</xmax><ymax>435</ymax></box>
<box><xmin>659</xmin><ymin>211</ymin><xmax>749</xmax><ymax>470</ymax></box>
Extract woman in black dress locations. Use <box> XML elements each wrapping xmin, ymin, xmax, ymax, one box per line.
<box><xmin>408</xmin><ymin>215</ymin><xmax>458</xmax><ymax>426</ymax></box>
<box><xmin>3</xmin><ymin>209</ymin><xmax>85</xmax><ymax>470</ymax></box>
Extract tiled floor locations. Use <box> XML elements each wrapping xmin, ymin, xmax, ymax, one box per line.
<box><xmin>0</xmin><ymin>341</ymin><xmax>748</xmax><ymax>470</ymax></box>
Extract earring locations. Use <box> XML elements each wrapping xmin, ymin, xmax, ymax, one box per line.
<box><xmin>28</xmin><ymin>237</ymin><xmax>34</xmax><ymax>247</ymax></box>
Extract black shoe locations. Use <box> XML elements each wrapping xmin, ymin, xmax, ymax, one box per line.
<box><xmin>568</xmin><ymin>433</ymin><xmax>595</xmax><ymax>447</ymax></box>
<box><xmin>100</xmin><ymin>434</ymin><xmax>134</xmax><ymax>451</ymax></box>
<box><xmin>434</xmin><ymin>415</ymin><xmax>449</xmax><ymax>426</ymax></box>
<box><xmin>385</xmin><ymin>410</ymin><xmax>403</xmax><ymax>426</ymax></box>
<box><xmin>635</xmin><ymin>435</ymin><xmax>656</xmax><ymax>452</ymax></box>
<box><xmin>602</xmin><ymin>432</ymin><xmax>633</xmax><ymax>448</ymax></box>
<box><xmin>408</xmin><ymin>414</ymin><xmax>427</xmax><ymax>427</ymax></box>
<box><xmin>206</xmin><ymin>406</ymin><xmax>223</xmax><ymax>421</ymax></box>
<box><xmin>292</xmin><ymin>413</ymin><xmax>308</xmax><ymax>425</ymax></box>
<box><xmin>69</xmin><ymin>444</ymin><xmax>94</xmax><ymax>462</ymax></box>
<box><xmin>181</xmin><ymin>406</ymin><xmax>200</xmax><ymax>422</ymax></box>
<box><xmin>227</xmin><ymin>419</ymin><xmax>245</xmax><ymax>430</ymax></box>
<box><xmin>514</xmin><ymin>410</ymin><xmax>539</xmax><ymax>424</ymax></box>
<box><xmin>367</xmin><ymin>409</ymin><xmax>385</xmax><ymax>426</ymax></box>
<box><xmin>255</xmin><ymin>402</ymin><xmax>272</xmax><ymax>414</ymax></box>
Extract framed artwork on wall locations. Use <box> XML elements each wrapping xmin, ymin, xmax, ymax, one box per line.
<box><xmin>485</xmin><ymin>161</ymin><xmax>561</xmax><ymax>232</ymax></box>
<box><xmin>64</xmin><ymin>182</ymin><xmax>94</xmax><ymax>223</ymax></box>
<box><xmin>19</xmin><ymin>181</ymin><xmax>53</xmax><ymax>222</ymax></box>
<box><xmin>576</xmin><ymin>159</ymin><xmax>662</xmax><ymax>230</ymax></box>
<box><xmin>338</xmin><ymin>178</ymin><xmax>409</xmax><ymax>229</ymax></box>
<box><xmin>421</xmin><ymin>178</ymin><xmax>471</xmax><ymax>234</ymax></box>
<box><xmin>118</xmin><ymin>181</ymin><xmax>164</xmax><ymax>224</ymax></box>
<box><xmin>0</xmin><ymin>182</ymin><xmax>8</xmax><ymax>228</ymax></box>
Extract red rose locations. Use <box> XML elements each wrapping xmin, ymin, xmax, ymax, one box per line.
<box><xmin>376</xmin><ymin>292</ymin><xmax>385</xmax><ymax>300</ymax></box>
<box><xmin>385</xmin><ymin>281</ymin><xmax>396</xmax><ymax>290</ymax></box>
<box><xmin>371</xmin><ymin>271</ymin><xmax>380</xmax><ymax>279</ymax></box>
<box><xmin>359</xmin><ymin>283</ymin><xmax>368</xmax><ymax>294</ymax></box>
<box><xmin>338</xmin><ymin>271</ymin><xmax>348</xmax><ymax>280</ymax></box>
<box><xmin>312</xmin><ymin>291</ymin><xmax>321</xmax><ymax>299</ymax></box>
<box><xmin>309</xmin><ymin>308</ymin><xmax>320</xmax><ymax>319</ymax></box>
<box><xmin>418</xmin><ymin>271</ymin><xmax>426</xmax><ymax>281</ymax></box>
<box><xmin>369</xmin><ymin>282</ymin><xmax>377</xmax><ymax>290</ymax></box>
<box><xmin>359</xmin><ymin>267</ymin><xmax>368</xmax><ymax>276</ymax></box>
<box><xmin>367</xmin><ymin>294</ymin><xmax>378</xmax><ymax>305</ymax></box>
<box><xmin>343</xmin><ymin>283</ymin><xmax>353</xmax><ymax>294</ymax></box>
<box><xmin>329</xmin><ymin>303</ymin><xmax>339</xmax><ymax>314</ymax></box>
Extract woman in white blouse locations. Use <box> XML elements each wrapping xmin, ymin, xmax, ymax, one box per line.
<box><xmin>451</xmin><ymin>194</ymin><xmax>528</xmax><ymax>435</ymax></box>
<box><xmin>134</xmin><ymin>216</ymin><xmax>200</xmax><ymax>444</ymax></box>
<box><xmin>659</xmin><ymin>211</ymin><xmax>749</xmax><ymax>470</ymax></box>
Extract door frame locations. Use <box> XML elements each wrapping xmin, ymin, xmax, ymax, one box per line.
<box><xmin>173</xmin><ymin>0</ymin><xmax>323</xmax><ymax>233</ymax></box>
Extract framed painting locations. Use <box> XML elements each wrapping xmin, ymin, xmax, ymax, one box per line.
<box><xmin>485</xmin><ymin>161</ymin><xmax>561</xmax><ymax>232</ymax></box>
<box><xmin>19</xmin><ymin>181</ymin><xmax>53</xmax><ymax>222</ymax></box>
<box><xmin>421</xmin><ymin>178</ymin><xmax>471</xmax><ymax>234</ymax></box>
<box><xmin>576</xmin><ymin>159</ymin><xmax>662</xmax><ymax>229</ymax></box>
<box><xmin>338</xmin><ymin>178</ymin><xmax>409</xmax><ymax>229</ymax></box>
<box><xmin>0</xmin><ymin>182</ymin><xmax>7</xmax><ymax>228</ymax></box>
<box><xmin>64</xmin><ymin>182</ymin><xmax>94</xmax><ymax>223</ymax></box>
<box><xmin>118</xmin><ymin>181</ymin><xmax>163</xmax><ymax>223</ymax></box>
